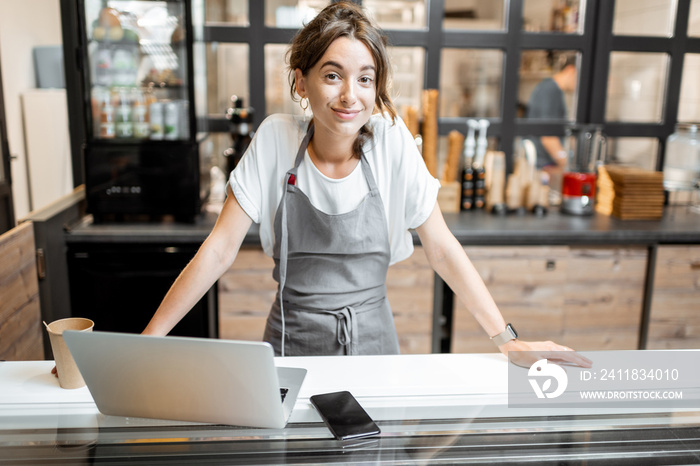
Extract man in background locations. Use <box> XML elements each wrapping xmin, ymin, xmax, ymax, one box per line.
<box><xmin>525</xmin><ymin>53</ymin><xmax>578</xmax><ymax>171</ymax></box>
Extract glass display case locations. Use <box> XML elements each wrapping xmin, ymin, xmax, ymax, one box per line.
<box><xmin>62</xmin><ymin>0</ymin><xmax>202</xmax><ymax>222</ymax></box>
<box><xmin>3</xmin><ymin>355</ymin><xmax>700</xmax><ymax>465</ymax></box>
<box><xmin>86</xmin><ymin>0</ymin><xmax>191</xmax><ymax>141</ymax></box>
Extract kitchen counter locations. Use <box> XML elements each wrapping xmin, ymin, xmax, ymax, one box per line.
<box><xmin>442</xmin><ymin>206</ymin><xmax>700</xmax><ymax>246</ymax></box>
<box><xmin>2</xmin><ymin>353</ymin><xmax>700</xmax><ymax>464</ymax></box>
<box><xmin>64</xmin><ymin>205</ymin><xmax>700</xmax><ymax>246</ymax></box>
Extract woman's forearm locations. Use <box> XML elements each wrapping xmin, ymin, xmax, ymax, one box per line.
<box><xmin>416</xmin><ymin>203</ymin><xmax>506</xmax><ymax>339</ymax></box>
<box><xmin>427</xmin><ymin>233</ymin><xmax>506</xmax><ymax>338</ymax></box>
<box><xmin>143</xmin><ymin>192</ymin><xmax>253</xmax><ymax>336</ymax></box>
<box><xmin>142</xmin><ymin>244</ymin><xmax>231</xmax><ymax>336</ymax></box>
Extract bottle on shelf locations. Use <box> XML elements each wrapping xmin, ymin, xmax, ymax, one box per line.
<box><xmin>224</xmin><ymin>95</ymin><xmax>254</xmax><ymax>174</ymax></box>
<box><xmin>163</xmin><ymin>100</ymin><xmax>180</xmax><ymax>140</ymax></box>
<box><xmin>99</xmin><ymin>92</ymin><xmax>115</xmax><ymax>139</ymax></box>
<box><xmin>149</xmin><ymin>100</ymin><xmax>164</xmax><ymax>140</ymax></box>
<box><xmin>472</xmin><ymin>119</ymin><xmax>490</xmax><ymax>210</ymax></box>
<box><xmin>115</xmin><ymin>88</ymin><xmax>133</xmax><ymax>138</ymax></box>
<box><xmin>473</xmin><ymin>162</ymin><xmax>486</xmax><ymax>210</ymax></box>
<box><xmin>461</xmin><ymin>162</ymin><xmax>475</xmax><ymax>210</ymax></box>
<box><xmin>132</xmin><ymin>88</ymin><xmax>149</xmax><ymax>139</ymax></box>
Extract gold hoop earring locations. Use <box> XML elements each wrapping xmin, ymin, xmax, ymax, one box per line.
<box><xmin>300</xmin><ymin>97</ymin><xmax>309</xmax><ymax>112</ymax></box>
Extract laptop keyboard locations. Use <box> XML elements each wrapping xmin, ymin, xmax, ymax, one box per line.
<box><xmin>280</xmin><ymin>388</ymin><xmax>289</xmax><ymax>403</ymax></box>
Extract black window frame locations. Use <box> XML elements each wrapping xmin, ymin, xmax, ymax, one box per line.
<box><xmin>201</xmin><ymin>0</ymin><xmax>699</xmax><ymax>174</ymax></box>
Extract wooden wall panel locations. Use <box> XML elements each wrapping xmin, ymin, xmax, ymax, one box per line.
<box><xmin>452</xmin><ymin>246</ymin><xmax>568</xmax><ymax>354</ymax></box>
<box><xmin>647</xmin><ymin>246</ymin><xmax>700</xmax><ymax>349</ymax></box>
<box><xmin>452</xmin><ymin>246</ymin><xmax>646</xmax><ymax>354</ymax></box>
<box><xmin>564</xmin><ymin>247</ymin><xmax>646</xmax><ymax>350</ymax></box>
<box><xmin>218</xmin><ymin>247</ymin><xmax>275</xmax><ymax>342</ymax></box>
<box><xmin>386</xmin><ymin>247</ymin><xmax>434</xmax><ymax>354</ymax></box>
<box><xmin>0</xmin><ymin>222</ymin><xmax>44</xmax><ymax>360</ymax></box>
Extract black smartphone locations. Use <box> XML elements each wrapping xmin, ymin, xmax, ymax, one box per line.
<box><xmin>310</xmin><ymin>391</ymin><xmax>380</xmax><ymax>441</ymax></box>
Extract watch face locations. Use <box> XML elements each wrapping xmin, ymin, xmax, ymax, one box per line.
<box><xmin>507</xmin><ymin>324</ymin><xmax>518</xmax><ymax>338</ymax></box>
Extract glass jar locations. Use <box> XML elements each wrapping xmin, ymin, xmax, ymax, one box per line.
<box><xmin>663</xmin><ymin>124</ymin><xmax>700</xmax><ymax>191</ymax></box>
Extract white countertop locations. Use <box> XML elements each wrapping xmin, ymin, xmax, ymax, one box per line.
<box><xmin>1</xmin><ymin>354</ymin><xmax>692</xmax><ymax>431</ymax></box>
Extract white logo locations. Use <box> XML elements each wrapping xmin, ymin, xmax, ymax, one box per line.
<box><xmin>528</xmin><ymin>359</ymin><xmax>568</xmax><ymax>399</ymax></box>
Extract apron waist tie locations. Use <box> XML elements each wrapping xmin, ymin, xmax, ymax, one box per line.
<box><xmin>330</xmin><ymin>307</ymin><xmax>358</xmax><ymax>355</ymax></box>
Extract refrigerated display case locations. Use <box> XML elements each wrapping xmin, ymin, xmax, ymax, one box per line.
<box><xmin>61</xmin><ymin>0</ymin><xmax>202</xmax><ymax>222</ymax></box>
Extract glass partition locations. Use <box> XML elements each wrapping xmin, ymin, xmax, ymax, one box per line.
<box><xmin>206</xmin><ymin>43</ymin><xmax>249</xmax><ymax>116</ymax></box>
<box><xmin>264</xmin><ymin>0</ymin><xmax>329</xmax><ymax>28</ymax></box>
<box><xmin>522</xmin><ymin>0</ymin><xmax>583</xmax><ymax>33</ymax></box>
<box><xmin>265</xmin><ymin>44</ymin><xmax>300</xmax><ymax>116</ymax></box>
<box><xmin>605</xmin><ymin>52</ymin><xmax>669</xmax><ymax>123</ymax></box>
<box><xmin>204</xmin><ymin>0</ymin><xmax>248</xmax><ymax>26</ymax></box>
<box><xmin>443</xmin><ymin>0</ymin><xmax>505</xmax><ymax>31</ymax></box>
<box><xmin>364</xmin><ymin>0</ymin><xmax>427</xmax><ymax>29</ymax></box>
<box><xmin>388</xmin><ymin>47</ymin><xmax>425</xmax><ymax>111</ymax></box>
<box><xmin>678</xmin><ymin>53</ymin><xmax>700</xmax><ymax>123</ymax></box>
<box><xmin>605</xmin><ymin>137</ymin><xmax>659</xmax><ymax>171</ymax></box>
<box><xmin>690</xmin><ymin>0</ymin><xmax>700</xmax><ymax>37</ymax></box>
<box><xmin>439</xmin><ymin>49</ymin><xmax>504</xmax><ymax>118</ymax></box>
<box><xmin>613</xmin><ymin>0</ymin><xmax>676</xmax><ymax>37</ymax></box>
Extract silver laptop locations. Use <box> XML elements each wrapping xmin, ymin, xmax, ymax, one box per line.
<box><xmin>63</xmin><ymin>331</ymin><xmax>306</xmax><ymax>428</ymax></box>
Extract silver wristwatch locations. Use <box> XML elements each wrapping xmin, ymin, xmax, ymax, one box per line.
<box><xmin>490</xmin><ymin>323</ymin><xmax>518</xmax><ymax>346</ymax></box>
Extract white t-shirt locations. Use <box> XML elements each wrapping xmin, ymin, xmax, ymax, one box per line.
<box><xmin>230</xmin><ymin>113</ymin><xmax>441</xmax><ymax>265</ymax></box>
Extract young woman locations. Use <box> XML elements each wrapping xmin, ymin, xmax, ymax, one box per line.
<box><xmin>143</xmin><ymin>2</ymin><xmax>590</xmax><ymax>368</ymax></box>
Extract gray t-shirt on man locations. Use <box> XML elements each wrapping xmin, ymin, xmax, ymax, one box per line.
<box><xmin>525</xmin><ymin>78</ymin><xmax>567</xmax><ymax>168</ymax></box>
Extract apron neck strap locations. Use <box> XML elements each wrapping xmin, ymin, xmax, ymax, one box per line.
<box><xmin>290</xmin><ymin>124</ymin><xmax>314</xmax><ymax>175</ymax></box>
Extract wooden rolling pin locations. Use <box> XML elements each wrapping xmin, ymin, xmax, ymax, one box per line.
<box><xmin>403</xmin><ymin>105</ymin><xmax>420</xmax><ymax>138</ymax></box>
<box><xmin>486</xmin><ymin>151</ymin><xmax>506</xmax><ymax>213</ymax></box>
<box><xmin>443</xmin><ymin>130</ymin><xmax>464</xmax><ymax>182</ymax></box>
<box><xmin>421</xmin><ymin>89</ymin><xmax>439</xmax><ymax>177</ymax></box>
<box><xmin>506</xmin><ymin>174</ymin><xmax>524</xmax><ymax>211</ymax></box>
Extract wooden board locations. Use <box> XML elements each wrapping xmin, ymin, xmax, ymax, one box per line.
<box><xmin>453</xmin><ymin>246</ymin><xmax>568</xmax><ymax>353</ymax></box>
<box><xmin>0</xmin><ymin>222</ymin><xmax>44</xmax><ymax>361</ymax></box>
<box><xmin>647</xmin><ymin>245</ymin><xmax>700</xmax><ymax>349</ymax></box>
<box><xmin>452</xmin><ymin>246</ymin><xmax>646</xmax><ymax>353</ymax></box>
<box><xmin>218</xmin><ymin>247</ymin><xmax>276</xmax><ymax>343</ymax></box>
<box><xmin>597</xmin><ymin>165</ymin><xmax>664</xmax><ymax>219</ymax></box>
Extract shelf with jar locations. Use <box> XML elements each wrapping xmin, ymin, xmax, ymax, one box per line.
<box><xmin>91</xmin><ymin>85</ymin><xmax>190</xmax><ymax>142</ymax></box>
<box><xmin>87</xmin><ymin>4</ymin><xmax>190</xmax><ymax>143</ymax></box>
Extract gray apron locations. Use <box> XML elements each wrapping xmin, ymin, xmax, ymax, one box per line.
<box><xmin>263</xmin><ymin>125</ymin><xmax>400</xmax><ymax>357</ymax></box>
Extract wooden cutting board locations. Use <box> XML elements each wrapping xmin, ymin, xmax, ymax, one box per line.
<box><xmin>596</xmin><ymin>165</ymin><xmax>665</xmax><ymax>220</ymax></box>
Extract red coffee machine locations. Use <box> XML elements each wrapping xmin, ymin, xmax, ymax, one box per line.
<box><xmin>561</xmin><ymin>125</ymin><xmax>606</xmax><ymax>215</ymax></box>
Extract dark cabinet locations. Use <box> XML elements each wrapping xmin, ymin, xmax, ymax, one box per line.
<box><xmin>67</xmin><ymin>243</ymin><xmax>217</xmax><ymax>338</ymax></box>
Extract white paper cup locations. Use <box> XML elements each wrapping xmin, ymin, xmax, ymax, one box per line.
<box><xmin>45</xmin><ymin>318</ymin><xmax>94</xmax><ymax>389</ymax></box>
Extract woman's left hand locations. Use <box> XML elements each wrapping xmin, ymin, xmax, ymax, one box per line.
<box><xmin>499</xmin><ymin>339</ymin><xmax>593</xmax><ymax>369</ymax></box>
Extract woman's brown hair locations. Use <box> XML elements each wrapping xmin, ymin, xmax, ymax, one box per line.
<box><xmin>287</xmin><ymin>1</ymin><xmax>397</xmax><ymax>158</ymax></box>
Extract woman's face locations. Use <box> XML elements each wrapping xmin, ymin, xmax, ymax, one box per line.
<box><xmin>295</xmin><ymin>36</ymin><xmax>377</xmax><ymax>142</ymax></box>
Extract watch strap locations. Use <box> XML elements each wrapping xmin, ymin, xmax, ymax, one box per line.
<box><xmin>490</xmin><ymin>323</ymin><xmax>517</xmax><ymax>346</ymax></box>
